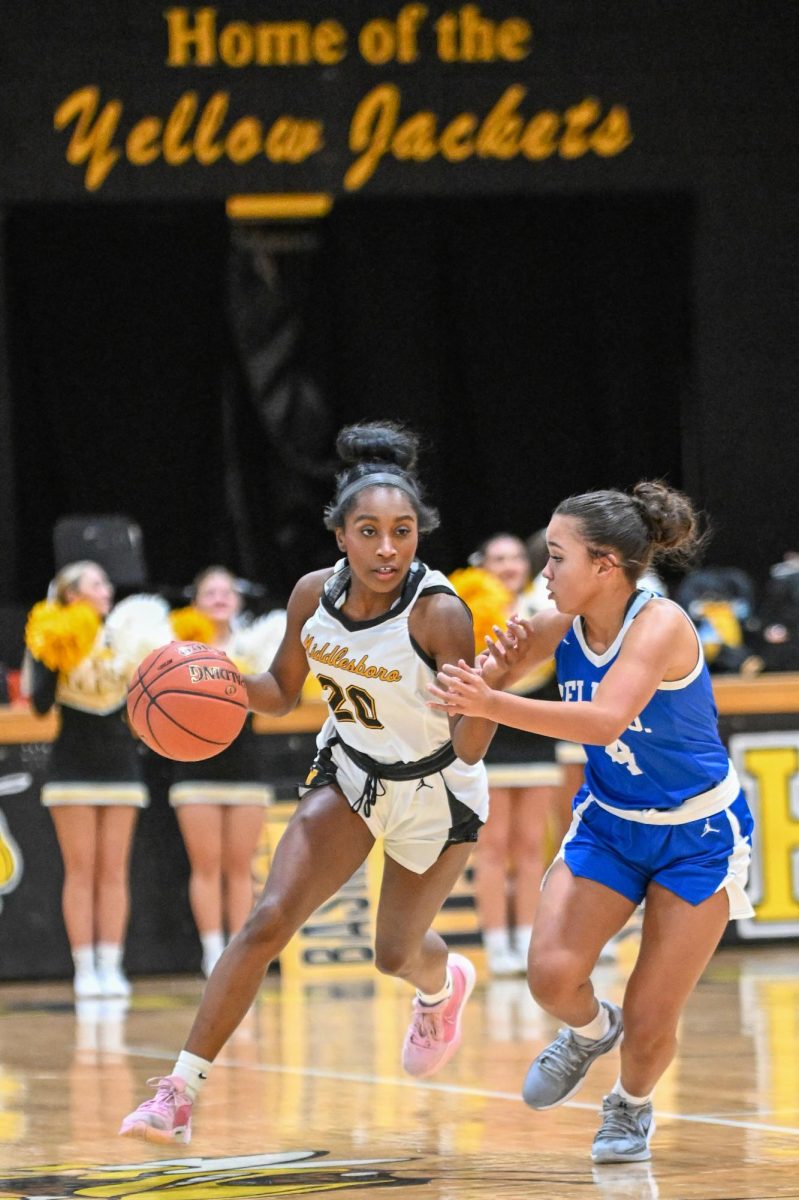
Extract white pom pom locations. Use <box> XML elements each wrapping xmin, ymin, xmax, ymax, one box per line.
<box><xmin>105</xmin><ymin>594</ymin><xmax>174</xmax><ymax>670</ymax></box>
<box><xmin>230</xmin><ymin>610</ymin><xmax>286</xmax><ymax>673</ymax></box>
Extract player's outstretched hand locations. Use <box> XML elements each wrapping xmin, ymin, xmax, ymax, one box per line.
<box><xmin>479</xmin><ymin>614</ymin><xmax>532</xmax><ymax>686</ymax></box>
<box><xmin>428</xmin><ymin>660</ymin><xmax>496</xmax><ymax>719</ymax></box>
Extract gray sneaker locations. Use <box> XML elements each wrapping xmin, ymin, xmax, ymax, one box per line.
<box><xmin>522</xmin><ymin>1000</ymin><xmax>623</xmax><ymax>1109</ymax></box>
<box><xmin>592</xmin><ymin>1093</ymin><xmax>655</xmax><ymax>1163</ymax></box>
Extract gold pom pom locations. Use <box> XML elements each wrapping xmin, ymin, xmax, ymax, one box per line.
<box><xmin>169</xmin><ymin>606</ymin><xmax>216</xmax><ymax>646</ymax></box>
<box><xmin>301</xmin><ymin>673</ymin><xmax>323</xmax><ymax>701</ymax></box>
<box><xmin>448</xmin><ymin>567</ymin><xmax>513</xmax><ymax>654</ymax></box>
<box><xmin>25</xmin><ymin>601</ymin><xmax>101</xmax><ymax>674</ymax></box>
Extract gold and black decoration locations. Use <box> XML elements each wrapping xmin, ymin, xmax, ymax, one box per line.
<box><xmin>0</xmin><ymin>1149</ymin><xmax>430</xmax><ymax>1198</ymax></box>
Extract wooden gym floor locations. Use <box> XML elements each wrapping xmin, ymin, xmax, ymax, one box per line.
<box><xmin>0</xmin><ymin>943</ymin><xmax>798</xmax><ymax>1199</ymax></box>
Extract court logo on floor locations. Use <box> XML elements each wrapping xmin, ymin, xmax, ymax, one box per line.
<box><xmin>0</xmin><ymin>1149</ymin><xmax>430</xmax><ymax>1197</ymax></box>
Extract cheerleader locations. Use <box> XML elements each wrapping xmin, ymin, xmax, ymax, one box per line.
<box><xmin>25</xmin><ymin>561</ymin><xmax>171</xmax><ymax>998</ymax></box>
<box><xmin>451</xmin><ymin>533</ymin><xmax>569</xmax><ymax>976</ymax></box>
<box><xmin>168</xmin><ymin>567</ymin><xmax>285</xmax><ymax>977</ymax></box>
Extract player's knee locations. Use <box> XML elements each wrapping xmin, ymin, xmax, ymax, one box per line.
<box><xmin>239</xmin><ymin>896</ymin><xmax>294</xmax><ymax>956</ymax></box>
<box><xmin>373</xmin><ymin>938</ymin><xmax>411</xmax><ymax>977</ymax></box>
<box><xmin>528</xmin><ymin>951</ymin><xmax>582</xmax><ymax>1008</ymax></box>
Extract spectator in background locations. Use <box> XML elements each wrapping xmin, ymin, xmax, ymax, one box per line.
<box><xmin>168</xmin><ymin>567</ymin><xmax>285</xmax><ymax>977</ymax></box>
<box><xmin>675</xmin><ymin>566</ymin><xmax>760</xmax><ymax>674</ymax></box>
<box><xmin>451</xmin><ymin>532</ymin><xmax>569</xmax><ymax>976</ymax></box>
<box><xmin>24</xmin><ymin>561</ymin><xmax>171</xmax><ymax>999</ymax></box>
<box><xmin>756</xmin><ymin>551</ymin><xmax>799</xmax><ymax>672</ymax></box>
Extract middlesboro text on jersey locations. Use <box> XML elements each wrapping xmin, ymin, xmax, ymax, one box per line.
<box><xmin>304</xmin><ymin>636</ymin><xmax>402</xmax><ymax>683</ymax></box>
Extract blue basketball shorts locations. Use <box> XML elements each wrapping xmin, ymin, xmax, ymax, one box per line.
<box><xmin>558</xmin><ymin>784</ymin><xmax>754</xmax><ymax>919</ymax></box>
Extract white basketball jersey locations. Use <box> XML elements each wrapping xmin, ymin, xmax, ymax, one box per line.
<box><xmin>302</xmin><ymin>560</ymin><xmax>457</xmax><ymax>764</ymax></box>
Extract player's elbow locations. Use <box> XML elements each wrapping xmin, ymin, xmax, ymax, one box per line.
<box><xmin>586</xmin><ymin>712</ymin><xmax>629</xmax><ymax>746</ymax></box>
<box><xmin>457</xmin><ymin>746</ymin><xmax>483</xmax><ymax>766</ymax></box>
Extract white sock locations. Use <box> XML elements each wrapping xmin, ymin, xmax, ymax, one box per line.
<box><xmin>95</xmin><ymin>943</ymin><xmax>124</xmax><ymax>972</ymax></box>
<box><xmin>572</xmin><ymin>1001</ymin><xmax>610</xmax><ymax>1042</ymax></box>
<box><xmin>201</xmin><ymin>931</ymin><xmax>225</xmax><ymax>975</ymax></box>
<box><xmin>417</xmin><ymin>967</ymin><xmax>453</xmax><ymax>1007</ymax></box>
<box><xmin>483</xmin><ymin>928</ymin><xmax>512</xmax><ymax>955</ymax></box>
<box><xmin>612</xmin><ymin>1077</ymin><xmax>652</xmax><ymax>1106</ymax></box>
<box><xmin>513</xmin><ymin>925</ymin><xmax>533</xmax><ymax>955</ymax></box>
<box><xmin>173</xmin><ymin>1050</ymin><xmax>213</xmax><ymax>1101</ymax></box>
<box><xmin>72</xmin><ymin>945</ymin><xmax>96</xmax><ymax>975</ymax></box>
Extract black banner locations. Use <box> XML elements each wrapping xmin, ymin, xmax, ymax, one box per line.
<box><xmin>0</xmin><ymin>0</ymin><xmax>714</xmax><ymax>202</ymax></box>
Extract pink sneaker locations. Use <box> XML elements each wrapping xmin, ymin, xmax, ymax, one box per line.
<box><xmin>118</xmin><ymin>1075</ymin><xmax>193</xmax><ymax>1144</ymax></box>
<box><xmin>402</xmin><ymin>953</ymin><xmax>476</xmax><ymax>1078</ymax></box>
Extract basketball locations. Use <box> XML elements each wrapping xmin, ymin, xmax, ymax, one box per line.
<box><xmin>127</xmin><ymin>641</ymin><xmax>248</xmax><ymax>761</ymax></box>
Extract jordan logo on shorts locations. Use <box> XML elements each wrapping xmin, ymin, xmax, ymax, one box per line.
<box><xmin>701</xmin><ymin>817</ymin><xmax>720</xmax><ymax>837</ymax></box>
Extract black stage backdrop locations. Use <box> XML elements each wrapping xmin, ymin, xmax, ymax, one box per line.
<box><xmin>1</xmin><ymin>3</ymin><xmax>797</xmax><ymax>607</ymax></box>
<box><xmin>7</xmin><ymin>193</ymin><xmax>693</xmax><ymax>605</ymax></box>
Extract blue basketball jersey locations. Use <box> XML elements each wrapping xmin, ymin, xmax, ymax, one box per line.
<box><xmin>555</xmin><ymin>590</ymin><xmax>731</xmax><ymax>810</ymax></box>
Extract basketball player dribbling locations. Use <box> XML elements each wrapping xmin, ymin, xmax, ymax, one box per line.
<box><xmin>429</xmin><ymin>482</ymin><xmax>754</xmax><ymax>1165</ymax></box>
<box><xmin>120</xmin><ymin>420</ymin><xmax>496</xmax><ymax>1144</ymax></box>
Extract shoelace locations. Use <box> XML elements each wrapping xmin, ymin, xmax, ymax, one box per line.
<box><xmin>537</xmin><ymin>1030</ymin><xmax>589</xmax><ymax>1077</ymax></box>
<box><xmin>139</xmin><ymin>1077</ymin><xmax>185</xmax><ymax>1112</ymax></box>
<box><xmin>596</xmin><ymin>1099</ymin><xmax>647</xmax><ymax>1143</ymax></box>
<box><xmin>409</xmin><ymin>1003</ymin><xmax>445</xmax><ymax>1044</ymax></box>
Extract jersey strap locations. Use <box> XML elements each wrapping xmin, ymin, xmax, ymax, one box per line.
<box><xmin>329</xmin><ymin>734</ymin><xmax>457</xmax><ymax>816</ymax></box>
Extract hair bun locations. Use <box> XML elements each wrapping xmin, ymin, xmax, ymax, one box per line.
<box><xmin>631</xmin><ymin>480</ymin><xmax>697</xmax><ymax>551</ymax></box>
<box><xmin>336</xmin><ymin>421</ymin><xmax>418</xmax><ymax>471</ymax></box>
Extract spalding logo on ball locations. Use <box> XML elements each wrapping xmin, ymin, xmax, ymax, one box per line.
<box><xmin>127</xmin><ymin>641</ymin><xmax>248</xmax><ymax>761</ymax></box>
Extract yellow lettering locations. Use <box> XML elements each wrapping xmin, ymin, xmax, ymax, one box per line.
<box><xmin>264</xmin><ymin>117</ymin><xmax>324</xmax><ymax>163</ymax></box>
<box><xmin>53</xmin><ymin>86</ymin><xmax>122</xmax><ymax>192</ymax></box>
<box><xmin>166</xmin><ymin>8</ymin><xmax>342</xmax><ymax>68</ymax></box>
<box><xmin>219</xmin><ymin>21</ymin><xmax>254</xmax><ymax>67</ymax></box>
<box><xmin>162</xmin><ymin>91</ymin><xmax>197</xmax><ymax>164</ymax></box>
<box><xmin>346</xmin><ymin>84</ymin><xmax>399</xmax><ymax>190</ymax></box>
<box><xmin>359</xmin><ymin>19</ymin><xmax>396</xmax><ymax>65</ymax></box>
<box><xmin>255</xmin><ymin>22</ymin><xmax>312</xmax><ymax>65</ymax></box>
<box><xmin>392</xmin><ymin>112</ymin><xmax>438</xmax><ymax>161</ymax></box>
<box><xmin>460</xmin><ymin>3</ymin><xmax>499</xmax><ymax>62</ymax></box>
<box><xmin>496</xmin><ymin>17</ymin><xmax>532</xmax><ymax>61</ymax></box>
<box><xmin>396</xmin><ymin>4</ymin><xmax>428</xmax><ymax>63</ymax></box>
<box><xmin>434</xmin><ymin>5</ymin><xmax>530</xmax><ymax>62</ymax></box>
<box><xmin>591</xmin><ymin>105</ymin><xmax>634</xmax><ymax>156</ymax></box>
<box><xmin>520</xmin><ymin>110</ymin><xmax>560</xmax><ymax>159</ymax></box>
<box><xmin>312</xmin><ymin>20</ymin><xmax>348</xmax><ymax>65</ymax></box>
<box><xmin>559</xmin><ymin>96</ymin><xmax>602</xmax><ymax>159</ymax></box>
<box><xmin>745</xmin><ymin>746</ymin><xmax>799</xmax><ymax>922</ymax></box>
<box><xmin>434</xmin><ymin>13</ymin><xmax>458</xmax><ymax>61</ymax></box>
<box><xmin>226</xmin><ymin>116</ymin><xmax>263</xmax><ymax>163</ymax></box>
<box><xmin>475</xmin><ymin>85</ymin><xmax>525</xmax><ymax>158</ymax></box>
<box><xmin>439</xmin><ymin>113</ymin><xmax>477</xmax><ymax>161</ymax></box>
<box><xmin>126</xmin><ymin>116</ymin><xmax>162</xmax><ymax>165</ymax></box>
<box><xmin>194</xmin><ymin>91</ymin><xmax>228</xmax><ymax>164</ymax></box>
<box><xmin>164</xmin><ymin>6</ymin><xmax>217</xmax><ymax>66</ymax></box>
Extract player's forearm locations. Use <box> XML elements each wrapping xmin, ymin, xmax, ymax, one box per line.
<box><xmin>452</xmin><ymin>715</ymin><xmax>498</xmax><ymax>765</ymax></box>
<box><xmin>243</xmin><ymin>671</ymin><xmax>298</xmax><ymax>717</ymax></box>
<box><xmin>484</xmin><ymin>692</ymin><xmax>622</xmax><ymax>746</ymax></box>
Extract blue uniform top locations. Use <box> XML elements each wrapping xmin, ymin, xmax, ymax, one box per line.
<box><xmin>555</xmin><ymin>590</ymin><xmax>731</xmax><ymax>811</ymax></box>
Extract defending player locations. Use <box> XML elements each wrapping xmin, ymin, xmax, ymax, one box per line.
<box><xmin>429</xmin><ymin>482</ymin><xmax>754</xmax><ymax>1164</ymax></box>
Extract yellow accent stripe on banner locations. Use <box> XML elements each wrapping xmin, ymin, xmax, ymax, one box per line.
<box><xmin>226</xmin><ymin>193</ymin><xmax>334</xmax><ymax>220</ymax></box>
